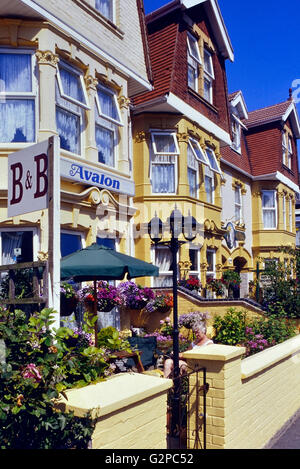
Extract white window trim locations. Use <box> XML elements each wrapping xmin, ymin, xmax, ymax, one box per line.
<box><xmin>151</xmin><ymin>244</ymin><xmax>178</xmax><ymax>287</ymax></box>
<box><xmin>189</xmin><ymin>246</ymin><xmax>200</xmax><ymax>278</ymax></box>
<box><xmin>95</xmin><ymin>121</ymin><xmax>118</xmax><ymax>169</ymax></box>
<box><xmin>283</xmin><ymin>195</ymin><xmax>287</xmax><ymax>230</ymax></box>
<box><xmin>206</xmin><ymin>248</ymin><xmax>216</xmax><ymax>279</ymax></box>
<box><xmin>205</xmin><ymin>146</ymin><xmax>221</xmax><ymax>174</ymax></box>
<box><xmin>95</xmin><ymin>84</ymin><xmax>123</xmax><ymax>127</ymax></box>
<box><xmin>187</xmin><ymin>140</ymin><xmax>200</xmax><ymax>198</ymax></box>
<box><xmin>187</xmin><ymin>33</ymin><xmax>201</xmax><ymax>93</ymax></box>
<box><xmin>288</xmin><ymin>136</ymin><xmax>293</xmax><ymax>170</ymax></box>
<box><xmin>56</xmin><ymin>61</ymin><xmax>90</xmax><ymax>110</ymax></box>
<box><xmin>150</xmin><ymin>131</ymin><xmax>179</xmax><ymax>195</ymax></box>
<box><xmin>187</xmin><ymin>32</ymin><xmax>202</xmax><ymax>65</ymax></box>
<box><xmin>289</xmin><ymin>198</ymin><xmax>293</xmax><ymax>232</ymax></box>
<box><xmin>231</xmin><ymin>115</ymin><xmax>241</xmax><ymax>153</ymax></box>
<box><xmin>0</xmin><ymin>227</ymin><xmax>39</xmax><ymax>266</ymax></box>
<box><xmin>205</xmin><ymin>168</ymin><xmax>215</xmax><ymax>205</ymax></box>
<box><xmin>262</xmin><ymin>190</ymin><xmax>278</xmax><ymax>230</ymax></box>
<box><xmin>0</xmin><ymin>48</ymin><xmax>38</xmax><ymax>146</ymax></box>
<box><xmin>188</xmin><ymin>138</ymin><xmax>209</xmax><ymax>165</ymax></box>
<box><xmin>203</xmin><ymin>48</ymin><xmax>214</xmax><ymax>104</ymax></box>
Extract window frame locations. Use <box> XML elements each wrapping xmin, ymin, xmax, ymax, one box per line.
<box><xmin>287</xmin><ymin>136</ymin><xmax>293</xmax><ymax>170</ymax></box>
<box><xmin>231</xmin><ymin>115</ymin><xmax>241</xmax><ymax>153</ymax></box>
<box><xmin>56</xmin><ymin>61</ymin><xmax>90</xmax><ymax>110</ymax></box>
<box><xmin>262</xmin><ymin>190</ymin><xmax>277</xmax><ymax>230</ymax></box>
<box><xmin>0</xmin><ymin>227</ymin><xmax>38</xmax><ymax>266</ymax></box>
<box><xmin>234</xmin><ymin>186</ymin><xmax>243</xmax><ymax>224</ymax></box>
<box><xmin>56</xmin><ymin>103</ymin><xmax>82</xmax><ymax>156</ymax></box>
<box><xmin>189</xmin><ymin>246</ymin><xmax>201</xmax><ymax>278</ymax></box>
<box><xmin>203</xmin><ymin>47</ymin><xmax>214</xmax><ymax>104</ymax></box>
<box><xmin>95</xmin><ymin>121</ymin><xmax>117</xmax><ymax>168</ymax></box>
<box><xmin>289</xmin><ymin>197</ymin><xmax>293</xmax><ymax>232</ymax></box>
<box><xmin>206</xmin><ymin>248</ymin><xmax>216</xmax><ymax>280</ymax></box>
<box><xmin>95</xmin><ymin>0</ymin><xmax>115</xmax><ymax>23</ymax></box>
<box><xmin>60</xmin><ymin>229</ymin><xmax>85</xmax><ymax>258</ymax></box>
<box><xmin>0</xmin><ymin>48</ymin><xmax>37</xmax><ymax>145</ymax></box>
<box><xmin>283</xmin><ymin>195</ymin><xmax>287</xmax><ymax>230</ymax></box>
<box><xmin>151</xmin><ymin>244</ymin><xmax>177</xmax><ymax>288</ymax></box>
<box><xmin>205</xmin><ymin>146</ymin><xmax>221</xmax><ymax>174</ymax></box>
<box><xmin>150</xmin><ymin>131</ymin><xmax>179</xmax><ymax>195</ymax></box>
<box><xmin>95</xmin><ymin>83</ymin><xmax>122</xmax><ymax>127</ymax></box>
<box><xmin>187</xmin><ymin>32</ymin><xmax>201</xmax><ymax>93</ymax></box>
<box><xmin>204</xmin><ymin>166</ymin><xmax>215</xmax><ymax>205</ymax></box>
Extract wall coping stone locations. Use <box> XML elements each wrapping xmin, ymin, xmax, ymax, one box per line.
<box><xmin>241</xmin><ymin>334</ymin><xmax>300</xmax><ymax>379</ymax></box>
<box><xmin>183</xmin><ymin>344</ymin><xmax>245</xmax><ymax>362</ymax></box>
<box><xmin>55</xmin><ymin>372</ymin><xmax>172</xmax><ymax>419</ymax></box>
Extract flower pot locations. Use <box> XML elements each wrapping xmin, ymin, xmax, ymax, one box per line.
<box><xmin>60</xmin><ymin>295</ymin><xmax>78</xmax><ymax>317</ymax></box>
<box><xmin>155</xmin><ymin>306</ymin><xmax>171</xmax><ymax>314</ymax></box>
<box><xmin>127</xmin><ymin>308</ymin><xmax>149</xmax><ymax>327</ymax></box>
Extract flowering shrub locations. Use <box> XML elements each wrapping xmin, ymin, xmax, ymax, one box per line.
<box><xmin>78</xmin><ymin>281</ymin><xmax>122</xmax><ymax>312</ymax></box>
<box><xmin>206</xmin><ymin>278</ymin><xmax>225</xmax><ymax>296</ymax></box>
<box><xmin>145</xmin><ymin>292</ymin><xmax>173</xmax><ymax>313</ymax></box>
<box><xmin>178</xmin><ymin>276</ymin><xmax>202</xmax><ymax>292</ymax></box>
<box><xmin>118</xmin><ymin>281</ymin><xmax>155</xmax><ymax>310</ymax></box>
<box><xmin>221</xmin><ymin>270</ymin><xmax>241</xmax><ymax>288</ymax></box>
<box><xmin>144</xmin><ymin>317</ymin><xmax>191</xmax><ymax>354</ymax></box>
<box><xmin>241</xmin><ymin>327</ymin><xmax>271</xmax><ymax>357</ymax></box>
<box><xmin>60</xmin><ymin>282</ymin><xmax>78</xmax><ymax>300</ymax></box>
<box><xmin>178</xmin><ymin>311</ymin><xmax>209</xmax><ymax>330</ymax></box>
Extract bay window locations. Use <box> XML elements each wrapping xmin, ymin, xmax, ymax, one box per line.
<box><xmin>95</xmin><ymin>84</ymin><xmax>122</xmax><ymax>167</ymax></box>
<box><xmin>0</xmin><ymin>50</ymin><xmax>36</xmax><ymax>143</ymax></box>
<box><xmin>187</xmin><ymin>141</ymin><xmax>198</xmax><ymax>198</ymax></box>
<box><xmin>150</xmin><ymin>132</ymin><xmax>179</xmax><ymax>194</ymax></box>
<box><xmin>262</xmin><ymin>190</ymin><xmax>277</xmax><ymax>229</ymax></box>
<box><xmin>203</xmin><ymin>47</ymin><xmax>214</xmax><ymax>103</ymax></box>
<box><xmin>187</xmin><ymin>33</ymin><xmax>201</xmax><ymax>92</ymax></box>
<box><xmin>56</xmin><ymin>61</ymin><xmax>89</xmax><ymax>155</ymax></box>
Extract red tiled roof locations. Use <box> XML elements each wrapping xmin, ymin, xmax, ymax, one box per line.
<box><xmin>245</xmin><ymin>100</ymin><xmax>292</xmax><ymax>127</ymax></box>
<box><xmin>228</xmin><ymin>91</ymin><xmax>240</xmax><ymax>102</ymax></box>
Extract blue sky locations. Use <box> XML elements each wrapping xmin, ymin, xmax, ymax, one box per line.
<box><xmin>143</xmin><ymin>0</ymin><xmax>300</xmax><ymax>115</ymax></box>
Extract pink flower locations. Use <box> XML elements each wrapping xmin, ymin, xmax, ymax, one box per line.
<box><xmin>22</xmin><ymin>363</ymin><xmax>42</xmax><ymax>383</ymax></box>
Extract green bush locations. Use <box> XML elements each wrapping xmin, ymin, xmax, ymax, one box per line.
<box><xmin>213</xmin><ymin>308</ymin><xmax>247</xmax><ymax>345</ymax></box>
<box><xmin>0</xmin><ymin>307</ymin><xmax>110</xmax><ymax>449</ymax></box>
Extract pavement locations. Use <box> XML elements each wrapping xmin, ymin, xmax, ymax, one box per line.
<box><xmin>266</xmin><ymin>408</ymin><xmax>300</xmax><ymax>449</ymax></box>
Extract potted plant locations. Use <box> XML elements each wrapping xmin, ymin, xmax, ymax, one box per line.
<box><xmin>118</xmin><ymin>281</ymin><xmax>155</xmax><ymax>327</ymax></box>
<box><xmin>178</xmin><ymin>276</ymin><xmax>202</xmax><ymax>295</ymax></box>
<box><xmin>78</xmin><ymin>281</ymin><xmax>122</xmax><ymax>330</ymax></box>
<box><xmin>206</xmin><ymin>278</ymin><xmax>225</xmax><ymax>297</ymax></box>
<box><xmin>146</xmin><ymin>292</ymin><xmax>173</xmax><ymax>314</ymax></box>
<box><xmin>60</xmin><ymin>282</ymin><xmax>78</xmax><ymax>317</ymax></box>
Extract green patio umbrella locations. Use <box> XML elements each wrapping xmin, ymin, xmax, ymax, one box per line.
<box><xmin>60</xmin><ymin>243</ymin><xmax>159</xmax><ymax>345</ymax></box>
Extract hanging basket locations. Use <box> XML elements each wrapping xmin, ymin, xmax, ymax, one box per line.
<box><xmin>60</xmin><ymin>295</ymin><xmax>78</xmax><ymax>317</ymax></box>
<box><xmin>155</xmin><ymin>306</ymin><xmax>171</xmax><ymax>314</ymax></box>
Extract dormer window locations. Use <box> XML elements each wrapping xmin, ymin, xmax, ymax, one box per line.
<box><xmin>288</xmin><ymin>136</ymin><xmax>293</xmax><ymax>170</ymax></box>
<box><xmin>203</xmin><ymin>47</ymin><xmax>214</xmax><ymax>103</ymax></box>
<box><xmin>187</xmin><ymin>33</ymin><xmax>201</xmax><ymax>92</ymax></box>
<box><xmin>282</xmin><ymin>131</ymin><xmax>293</xmax><ymax>170</ymax></box>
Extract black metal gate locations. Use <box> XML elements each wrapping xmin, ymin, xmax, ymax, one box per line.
<box><xmin>167</xmin><ymin>365</ymin><xmax>209</xmax><ymax>450</ymax></box>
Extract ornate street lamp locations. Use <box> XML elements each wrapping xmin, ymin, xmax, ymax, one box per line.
<box><xmin>148</xmin><ymin>207</ymin><xmax>198</xmax><ymax>435</ymax></box>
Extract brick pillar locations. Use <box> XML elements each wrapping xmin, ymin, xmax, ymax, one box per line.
<box><xmin>183</xmin><ymin>344</ymin><xmax>245</xmax><ymax>449</ymax></box>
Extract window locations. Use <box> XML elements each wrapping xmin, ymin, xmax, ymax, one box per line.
<box><xmin>96</xmin><ymin>85</ymin><xmax>122</xmax><ymax>126</ymax></box>
<box><xmin>95</xmin><ymin>0</ymin><xmax>114</xmax><ymax>22</ymax></box>
<box><xmin>0</xmin><ymin>230</ymin><xmax>34</xmax><ymax>265</ymax></box>
<box><xmin>187</xmin><ymin>33</ymin><xmax>201</xmax><ymax>92</ymax></box>
<box><xmin>60</xmin><ymin>231</ymin><xmax>84</xmax><ymax>258</ymax></box>
<box><xmin>56</xmin><ymin>62</ymin><xmax>88</xmax><ymax>155</ymax></box>
<box><xmin>262</xmin><ymin>190</ymin><xmax>277</xmax><ymax>229</ymax></box>
<box><xmin>150</xmin><ymin>132</ymin><xmax>179</xmax><ymax>194</ymax></box>
<box><xmin>188</xmin><ymin>138</ymin><xmax>209</xmax><ymax>165</ymax></box>
<box><xmin>231</xmin><ymin>117</ymin><xmax>241</xmax><ymax>153</ymax></box>
<box><xmin>203</xmin><ymin>47</ymin><xmax>214</xmax><ymax>103</ymax></box>
<box><xmin>288</xmin><ymin>136</ymin><xmax>293</xmax><ymax>170</ymax></box>
<box><xmin>283</xmin><ymin>195</ymin><xmax>287</xmax><ymax>230</ymax></box>
<box><xmin>206</xmin><ymin>248</ymin><xmax>215</xmax><ymax>281</ymax></box>
<box><xmin>187</xmin><ymin>141</ymin><xmax>199</xmax><ymax>198</ymax></box>
<box><xmin>282</xmin><ymin>132</ymin><xmax>287</xmax><ymax>165</ymax></box>
<box><xmin>0</xmin><ymin>50</ymin><xmax>36</xmax><ymax>143</ymax></box>
<box><xmin>289</xmin><ymin>198</ymin><xmax>293</xmax><ymax>231</ymax></box>
<box><xmin>96</xmin><ymin>125</ymin><xmax>115</xmax><ymax>167</ymax></box>
<box><xmin>153</xmin><ymin>245</ymin><xmax>174</xmax><ymax>287</ymax></box>
<box><xmin>205</xmin><ymin>166</ymin><xmax>214</xmax><ymax>204</ymax></box>
<box><xmin>234</xmin><ymin>186</ymin><xmax>242</xmax><ymax>223</ymax></box>
<box><xmin>205</xmin><ymin>147</ymin><xmax>221</xmax><ymax>174</ymax></box>
<box><xmin>97</xmin><ymin>236</ymin><xmax>116</xmax><ymax>250</ymax></box>
<box><xmin>189</xmin><ymin>247</ymin><xmax>200</xmax><ymax>278</ymax></box>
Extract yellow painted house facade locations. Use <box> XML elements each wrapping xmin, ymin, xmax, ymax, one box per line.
<box><xmin>0</xmin><ymin>0</ymin><xmax>151</xmax><ymax>273</ymax></box>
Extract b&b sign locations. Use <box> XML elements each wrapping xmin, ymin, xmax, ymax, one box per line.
<box><xmin>8</xmin><ymin>141</ymin><xmax>49</xmax><ymax>217</ymax></box>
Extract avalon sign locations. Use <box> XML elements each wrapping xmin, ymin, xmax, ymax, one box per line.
<box><xmin>8</xmin><ymin>141</ymin><xmax>49</xmax><ymax>218</ymax></box>
<box><xmin>60</xmin><ymin>157</ymin><xmax>135</xmax><ymax>197</ymax></box>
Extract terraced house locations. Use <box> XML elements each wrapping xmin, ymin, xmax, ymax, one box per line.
<box><xmin>0</xmin><ymin>0</ymin><xmax>151</xmax><ymax>271</ymax></box>
<box><xmin>131</xmin><ymin>0</ymin><xmax>300</xmax><ymax>297</ymax></box>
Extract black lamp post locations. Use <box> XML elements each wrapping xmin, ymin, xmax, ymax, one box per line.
<box><xmin>148</xmin><ymin>207</ymin><xmax>198</xmax><ymax>434</ymax></box>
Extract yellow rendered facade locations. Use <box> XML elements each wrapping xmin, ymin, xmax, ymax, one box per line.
<box><xmin>132</xmin><ymin>113</ymin><xmax>226</xmax><ymax>290</ymax></box>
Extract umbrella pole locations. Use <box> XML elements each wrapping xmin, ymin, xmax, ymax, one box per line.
<box><xmin>94</xmin><ymin>280</ymin><xmax>98</xmax><ymax>347</ymax></box>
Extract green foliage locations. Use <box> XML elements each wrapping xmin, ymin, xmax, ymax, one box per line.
<box><xmin>248</xmin><ymin>304</ymin><xmax>296</xmax><ymax>346</ymax></box>
<box><xmin>213</xmin><ymin>308</ymin><xmax>247</xmax><ymax>345</ymax></box>
<box><xmin>221</xmin><ymin>270</ymin><xmax>241</xmax><ymax>287</ymax></box>
<box><xmin>97</xmin><ymin>326</ymin><xmax>131</xmax><ymax>352</ymax></box>
<box><xmin>0</xmin><ymin>307</ymin><xmax>111</xmax><ymax>448</ymax></box>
